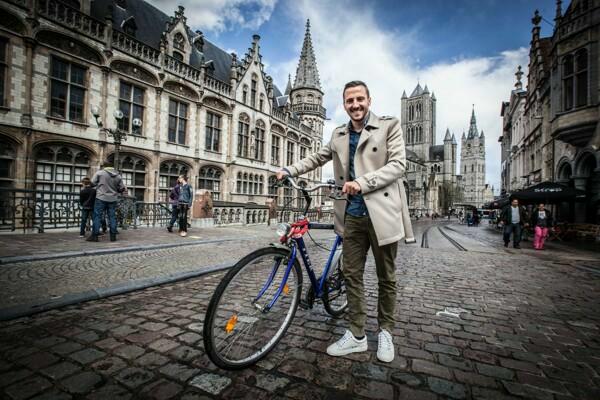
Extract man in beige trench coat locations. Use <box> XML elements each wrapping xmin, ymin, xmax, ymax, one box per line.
<box><xmin>277</xmin><ymin>80</ymin><xmax>412</xmax><ymax>363</ymax></box>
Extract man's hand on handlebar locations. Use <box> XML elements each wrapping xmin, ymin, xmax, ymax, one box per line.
<box><xmin>342</xmin><ymin>181</ymin><xmax>361</xmax><ymax>195</ymax></box>
<box><xmin>276</xmin><ymin>169</ymin><xmax>289</xmax><ymax>181</ymax></box>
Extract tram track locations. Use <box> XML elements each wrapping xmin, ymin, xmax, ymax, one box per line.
<box><xmin>420</xmin><ymin>224</ymin><xmax>467</xmax><ymax>251</ymax></box>
<box><xmin>437</xmin><ymin>226</ymin><xmax>468</xmax><ymax>251</ymax></box>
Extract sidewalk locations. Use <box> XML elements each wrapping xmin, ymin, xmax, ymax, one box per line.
<box><xmin>0</xmin><ymin>225</ymin><xmax>277</xmax><ymax>263</ymax></box>
<box><xmin>0</xmin><ymin>225</ymin><xmax>336</xmax><ymax>321</ymax></box>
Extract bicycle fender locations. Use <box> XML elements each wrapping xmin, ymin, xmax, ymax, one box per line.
<box><xmin>268</xmin><ymin>243</ymin><xmax>291</xmax><ymax>252</ymax></box>
<box><xmin>326</xmin><ymin>248</ymin><xmax>343</xmax><ymax>278</ymax></box>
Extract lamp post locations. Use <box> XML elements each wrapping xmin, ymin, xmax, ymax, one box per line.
<box><xmin>90</xmin><ymin>106</ymin><xmax>142</xmax><ymax>169</ymax></box>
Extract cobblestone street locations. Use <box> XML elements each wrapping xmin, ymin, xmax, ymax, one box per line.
<box><xmin>1</xmin><ymin>220</ymin><xmax>599</xmax><ymax>399</ymax></box>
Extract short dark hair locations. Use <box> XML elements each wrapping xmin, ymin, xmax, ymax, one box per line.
<box><xmin>343</xmin><ymin>80</ymin><xmax>370</xmax><ymax>98</ymax></box>
<box><xmin>102</xmin><ymin>160</ymin><xmax>113</xmax><ymax>168</ymax></box>
<box><xmin>81</xmin><ymin>177</ymin><xmax>91</xmax><ymax>185</ymax></box>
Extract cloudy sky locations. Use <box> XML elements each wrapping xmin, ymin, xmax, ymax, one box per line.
<box><xmin>148</xmin><ymin>0</ymin><xmax>562</xmax><ymax>192</ymax></box>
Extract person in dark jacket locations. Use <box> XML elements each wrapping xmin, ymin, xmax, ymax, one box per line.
<box><xmin>531</xmin><ymin>203</ymin><xmax>553</xmax><ymax>250</ymax></box>
<box><xmin>177</xmin><ymin>175</ymin><xmax>193</xmax><ymax>237</ymax></box>
<box><xmin>167</xmin><ymin>178</ymin><xmax>181</xmax><ymax>233</ymax></box>
<box><xmin>500</xmin><ymin>198</ymin><xmax>528</xmax><ymax>248</ymax></box>
<box><xmin>79</xmin><ymin>177</ymin><xmax>96</xmax><ymax>237</ymax></box>
<box><xmin>87</xmin><ymin>161</ymin><xmax>126</xmax><ymax>242</ymax></box>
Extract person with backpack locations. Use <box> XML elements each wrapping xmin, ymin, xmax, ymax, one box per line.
<box><xmin>167</xmin><ymin>177</ymin><xmax>181</xmax><ymax>233</ymax></box>
<box><xmin>87</xmin><ymin>161</ymin><xmax>126</xmax><ymax>242</ymax></box>
<box><xmin>177</xmin><ymin>175</ymin><xmax>193</xmax><ymax>237</ymax></box>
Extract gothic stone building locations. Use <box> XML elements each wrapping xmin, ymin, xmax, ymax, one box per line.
<box><xmin>499</xmin><ymin>0</ymin><xmax>600</xmax><ymax>223</ymax></box>
<box><xmin>460</xmin><ymin>108</ymin><xmax>489</xmax><ymax>207</ymax></box>
<box><xmin>401</xmin><ymin>83</ymin><xmax>458</xmax><ymax>214</ymax></box>
<box><xmin>0</xmin><ymin>0</ymin><xmax>326</xmax><ymax>209</ymax></box>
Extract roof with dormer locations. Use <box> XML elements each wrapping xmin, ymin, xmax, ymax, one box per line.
<box><xmin>90</xmin><ymin>0</ymin><xmax>287</xmax><ymax>96</ymax></box>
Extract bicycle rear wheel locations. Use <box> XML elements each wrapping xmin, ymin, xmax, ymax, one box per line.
<box><xmin>203</xmin><ymin>247</ymin><xmax>302</xmax><ymax>369</ymax></box>
<box><xmin>322</xmin><ymin>250</ymin><xmax>347</xmax><ymax>317</ymax></box>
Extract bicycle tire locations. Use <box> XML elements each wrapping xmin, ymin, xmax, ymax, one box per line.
<box><xmin>322</xmin><ymin>249</ymin><xmax>347</xmax><ymax>317</ymax></box>
<box><xmin>203</xmin><ymin>246</ymin><xmax>302</xmax><ymax>370</ymax></box>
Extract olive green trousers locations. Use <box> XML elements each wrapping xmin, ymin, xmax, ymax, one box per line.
<box><xmin>343</xmin><ymin>214</ymin><xmax>398</xmax><ymax>337</ymax></box>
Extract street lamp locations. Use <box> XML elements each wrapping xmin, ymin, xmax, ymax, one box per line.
<box><xmin>90</xmin><ymin>107</ymin><xmax>142</xmax><ymax>169</ymax></box>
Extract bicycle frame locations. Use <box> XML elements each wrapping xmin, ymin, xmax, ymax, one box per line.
<box><xmin>254</xmin><ymin>233</ymin><xmax>343</xmax><ymax>312</ymax></box>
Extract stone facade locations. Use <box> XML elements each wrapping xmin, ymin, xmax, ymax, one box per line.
<box><xmin>401</xmin><ymin>84</ymin><xmax>460</xmax><ymax>214</ymax></box>
<box><xmin>460</xmin><ymin>108</ymin><xmax>488</xmax><ymax>208</ymax></box>
<box><xmin>0</xmin><ymin>0</ymin><xmax>325</xmax><ymax>210</ymax></box>
<box><xmin>499</xmin><ymin>1</ymin><xmax>600</xmax><ymax>223</ymax></box>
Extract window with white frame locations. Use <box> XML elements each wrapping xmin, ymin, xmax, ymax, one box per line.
<box><xmin>34</xmin><ymin>145</ymin><xmax>90</xmax><ymax>194</ymax></box>
<box><xmin>158</xmin><ymin>161</ymin><xmax>188</xmax><ymax>202</ymax></box>
<box><xmin>199</xmin><ymin>166</ymin><xmax>222</xmax><ymax>200</ymax></box>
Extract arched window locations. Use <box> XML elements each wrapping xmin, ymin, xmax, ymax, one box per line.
<box><xmin>563</xmin><ymin>55</ymin><xmax>574</xmax><ymax>110</ymax></box>
<box><xmin>173</xmin><ymin>32</ymin><xmax>185</xmax><ymax>51</ymax></box>
<box><xmin>172</xmin><ymin>51</ymin><xmax>184</xmax><ymax>62</ymax></box>
<box><xmin>237</xmin><ymin>113</ymin><xmax>250</xmax><ymax>158</ymax></box>
<box><xmin>158</xmin><ymin>161</ymin><xmax>189</xmax><ymax>202</ymax></box>
<box><xmin>418</xmin><ymin>126</ymin><xmax>423</xmax><ymax>143</ymax></box>
<box><xmin>254</xmin><ymin>120</ymin><xmax>265</xmax><ymax>161</ymax></box>
<box><xmin>298</xmin><ymin>181</ymin><xmax>307</xmax><ymax>209</ymax></box>
<box><xmin>268</xmin><ymin>175</ymin><xmax>279</xmax><ymax>204</ymax></box>
<box><xmin>307</xmin><ymin>94</ymin><xmax>314</xmax><ymax>103</ymax></box>
<box><xmin>0</xmin><ymin>137</ymin><xmax>16</xmax><ymax>189</ymax></box>
<box><xmin>108</xmin><ymin>153</ymin><xmax>146</xmax><ymax>201</ymax></box>
<box><xmin>35</xmin><ymin>144</ymin><xmax>90</xmax><ymax>195</ymax></box>
<box><xmin>259</xmin><ymin>94</ymin><xmax>265</xmax><ymax>112</ymax></box>
<box><xmin>575</xmin><ymin>49</ymin><xmax>588</xmax><ymax>107</ymax></box>
<box><xmin>199</xmin><ymin>166</ymin><xmax>222</xmax><ymax>200</ymax></box>
<box><xmin>251</xmin><ymin>74</ymin><xmax>258</xmax><ymax>108</ymax></box>
<box><xmin>242</xmin><ymin>85</ymin><xmax>248</xmax><ymax>104</ymax></box>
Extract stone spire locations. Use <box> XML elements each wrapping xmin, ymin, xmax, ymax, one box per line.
<box><xmin>285</xmin><ymin>74</ymin><xmax>293</xmax><ymax>95</ymax></box>
<box><xmin>467</xmin><ymin>106</ymin><xmax>479</xmax><ymax>139</ymax></box>
<box><xmin>293</xmin><ymin>19</ymin><xmax>321</xmax><ymax>90</ymax></box>
<box><xmin>444</xmin><ymin>128</ymin><xmax>452</xmax><ymax>141</ymax></box>
<box><xmin>401</xmin><ymin>90</ymin><xmax>407</xmax><ymax>99</ymax></box>
<box><xmin>451</xmin><ymin>133</ymin><xmax>457</xmax><ymax>144</ymax></box>
<box><xmin>555</xmin><ymin>0</ymin><xmax>562</xmax><ymax>24</ymax></box>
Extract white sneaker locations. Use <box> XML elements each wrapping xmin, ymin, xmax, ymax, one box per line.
<box><xmin>377</xmin><ymin>329</ymin><xmax>394</xmax><ymax>362</ymax></box>
<box><xmin>326</xmin><ymin>330</ymin><xmax>368</xmax><ymax>357</ymax></box>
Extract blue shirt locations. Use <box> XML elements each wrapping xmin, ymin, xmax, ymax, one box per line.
<box><xmin>346</xmin><ymin>126</ymin><xmax>368</xmax><ymax>217</ymax></box>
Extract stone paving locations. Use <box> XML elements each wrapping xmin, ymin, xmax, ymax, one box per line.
<box><xmin>1</xmin><ymin>222</ymin><xmax>600</xmax><ymax>399</ymax></box>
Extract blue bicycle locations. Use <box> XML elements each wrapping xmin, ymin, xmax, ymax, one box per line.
<box><xmin>203</xmin><ymin>177</ymin><xmax>347</xmax><ymax>369</ymax></box>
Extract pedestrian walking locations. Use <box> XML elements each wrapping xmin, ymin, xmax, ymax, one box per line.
<box><xmin>79</xmin><ymin>177</ymin><xmax>95</xmax><ymax>238</ymax></box>
<box><xmin>177</xmin><ymin>175</ymin><xmax>193</xmax><ymax>237</ymax></box>
<box><xmin>277</xmin><ymin>80</ymin><xmax>411</xmax><ymax>363</ymax></box>
<box><xmin>531</xmin><ymin>203</ymin><xmax>553</xmax><ymax>250</ymax></box>
<box><xmin>87</xmin><ymin>161</ymin><xmax>126</xmax><ymax>242</ymax></box>
<box><xmin>167</xmin><ymin>177</ymin><xmax>181</xmax><ymax>233</ymax></box>
<box><xmin>500</xmin><ymin>198</ymin><xmax>528</xmax><ymax>249</ymax></box>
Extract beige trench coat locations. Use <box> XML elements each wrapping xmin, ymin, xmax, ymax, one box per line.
<box><xmin>286</xmin><ymin>112</ymin><xmax>413</xmax><ymax>246</ymax></box>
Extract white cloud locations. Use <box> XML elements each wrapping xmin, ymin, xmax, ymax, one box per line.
<box><xmin>268</xmin><ymin>0</ymin><xmax>529</xmax><ymax>193</ymax></box>
<box><xmin>146</xmin><ymin>0</ymin><xmax>277</xmax><ymax>33</ymax></box>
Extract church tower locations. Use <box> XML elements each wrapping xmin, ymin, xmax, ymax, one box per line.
<box><xmin>460</xmin><ymin>107</ymin><xmax>486</xmax><ymax>207</ymax></box>
<box><xmin>401</xmin><ymin>84</ymin><xmax>436</xmax><ymax>161</ymax></box>
<box><xmin>289</xmin><ymin>20</ymin><xmax>326</xmax><ymax>137</ymax></box>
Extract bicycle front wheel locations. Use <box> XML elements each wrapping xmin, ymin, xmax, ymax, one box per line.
<box><xmin>203</xmin><ymin>246</ymin><xmax>302</xmax><ymax>369</ymax></box>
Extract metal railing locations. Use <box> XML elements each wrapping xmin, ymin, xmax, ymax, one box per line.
<box><xmin>0</xmin><ymin>188</ymin><xmax>135</xmax><ymax>233</ymax></box>
<box><xmin>0</xmin><ymin>188</ymin><xmax>335</xmax><ymax>233</ymax></box>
